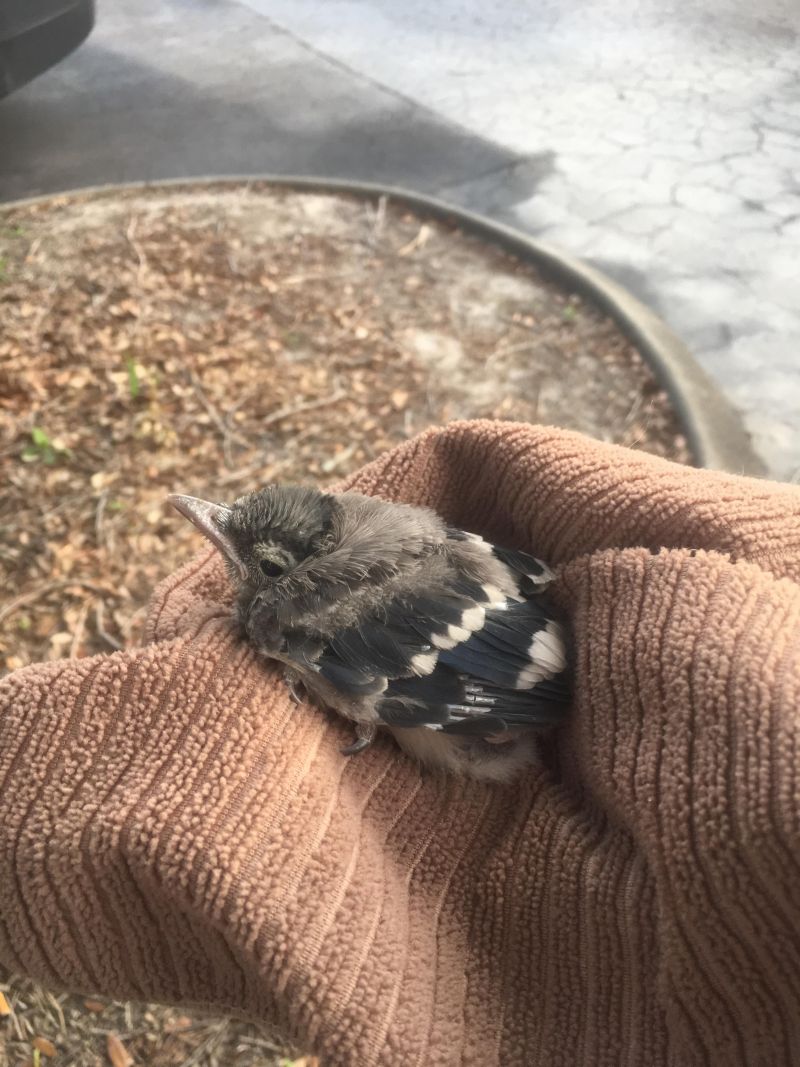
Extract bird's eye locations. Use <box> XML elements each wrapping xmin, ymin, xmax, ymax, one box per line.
<box><xmin>259</xmin><ymin>559</ymin><xmax>284</xmax><ymax>579</ymax></box>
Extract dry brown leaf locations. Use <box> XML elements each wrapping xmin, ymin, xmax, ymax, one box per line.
<box><xmin>32</xmin><ymin>1036</ymin><xmax>57</xmax><ymax>1057</ymax></box>
<box><xmin>106</xmin><ymin>1032</ymin><xmax>134</xmax><ymax>1067</ymax></box>
<box><xmin>83</xmin><ymin>998</ymin><xmax>106</xmax><ymax>1012</ymax></box>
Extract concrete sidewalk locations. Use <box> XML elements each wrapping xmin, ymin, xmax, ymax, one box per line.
<box><xmin>1</xmin><ymin>0</ymin><xmax>798</xmax><ymax>478</ymax></box>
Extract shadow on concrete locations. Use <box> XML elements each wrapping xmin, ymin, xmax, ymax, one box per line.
<box><xmin>0</xmin><ymin>41</ymin><xmax>521</xmax><ymax>201</ymax></box>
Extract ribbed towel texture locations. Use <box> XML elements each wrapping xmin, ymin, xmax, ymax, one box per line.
<box><xmin>2</xmin><ymin>421</ymin><xmax>800</xmax><ymax>1066</ymax></box>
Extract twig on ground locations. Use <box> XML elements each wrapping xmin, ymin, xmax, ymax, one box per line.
<box><xmin>45</xmin><ymin>991</ymin><xmax>67</xmax><ymax>1035</ymax></box>
<box><xmin>0</xmin><ymin>580</ymin><xmax>116</xmax><ymax>626</ymax></box>
<box><xmin>320</xmin><ymin>442</ymin><xmax>358</xmax><ymax>474</ymax></box>
<box><xmin>94</xmin><ymin>601</ymin><xmax>123</xmax><ymax>651</ymax></box>
<box><xmin>233</xmin><ymin>1033</ymin><xmax>289</xmax><ymax>1054</ymax></box>
<box><xmin>397</xmin><ymin>223</ymin><xmax>431</xmax><ymax>257</ymax></box>
<box><xmin>30</xmin><ymin>282</ymin><xmax>58</xmax><ymax>351</ymax></box>
<box><xmin>222</xmin><ymin>386</ymin><xmax>259</xmax><ymax>468</ymax></box>
<box><xmin>215</xmin><ymin>458</ymin><xmax>289</xmax><ymax>488</ymax></box>
<box><xmin>125</xmin><ymin>216</ymin><xmax>148</xmax><ymax>282</ymax></box>
<box><xmin>260</xmin><ymin>390</ymin><xmax>346</xmax><ymax>430</ymax></box>
<box><xmin>623</xmin><ymin>390</ymin><xmax>644</xmax><ymax>428</ymax></box>
<box><xmin>485</xmin><ymin>339</ymin><xmax>542</xmax><ymax>364</ymax></box>
<box><xmin>95</xmin><ymin>488</ymin><xmax>110</xmax><ymax>550</ymax></box>
<box><xmin>177</xmin><ymin>1020</ymin><xmax>228</xmax><ymax>1067</ymax></box>
<box><xmin>623</xmin><ymin>399</ymin><xmax>656</xmax><ymax>450</ymax></box>
<box><xmin>69</xmin><ymin>599</ymin><xmax>91</xmax><ymax>659</ymax></box>
<box><xmin>368</xmin><ymin>194</ymin><xmax>388</xmax><ymax>245</ymax></box>
<box><xmin>186</xmin><ymin>368</ymin><xmax>249</xmax><ymax>465</ymax></box>
<box><xmin>1</xmin><ymin>987</ymin><xmax>25</xmax><ymax>1041</ymax></box>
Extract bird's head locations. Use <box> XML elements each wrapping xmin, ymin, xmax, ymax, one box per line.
<box><xmin>168</xmin><ymin>485</ymin><xmax>338</xmax><ymax>592</ymax></box>
<box><xmin>169</xmin><ymin>484</ymin><xmax>440</xmax><ymax>626</ymax></box>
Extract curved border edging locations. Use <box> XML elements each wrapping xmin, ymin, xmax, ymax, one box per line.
<box><xmin>1</xmin><ymin>174</ymin><xmax>764</xmax><ymax>476</ymax></box>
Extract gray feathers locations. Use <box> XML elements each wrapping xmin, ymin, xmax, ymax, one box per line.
<box><xmin>169</xmin><ymin>482</ymin><xmax>571</xmax><ymax>781</ymax></box>
<box><xmin>277</xmin><ymin>493</ymin><xmax>442</xmax><ymax>623</ymax></box>
<box><xmin>226</xmin><ymin>489</ymin><xmax>446</xmax><ymax>632</ymax></box>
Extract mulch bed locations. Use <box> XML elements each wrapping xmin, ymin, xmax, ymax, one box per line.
<box><xmin>0</xmin><ymin>182</ymin><xmax>690</xmax><ymax>1065</ymax></box>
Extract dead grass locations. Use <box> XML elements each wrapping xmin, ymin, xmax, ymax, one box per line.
<box><xmin>1</xmin><ymin>978</ymin><xmax>300</xmax><ymax>1066</ymax></box>
<box><xmin>0</xmin><ymin>182</ymin><xmax>690</xmax><ymax>1064</ymax></box>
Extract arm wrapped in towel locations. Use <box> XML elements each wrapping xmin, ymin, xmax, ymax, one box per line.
<box><xmin>2</xmin><ymin>420</ymin><xmax>800</xmax><ymax>1066</ymax></box>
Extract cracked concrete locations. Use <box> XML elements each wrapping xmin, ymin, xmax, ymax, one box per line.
<box><xmin>1</xmin><ymin>0</ymin><xmax>798</xmax><ymax>477</ymax></box>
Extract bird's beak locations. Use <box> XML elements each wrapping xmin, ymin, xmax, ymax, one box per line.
<box><xmin>167</xmin><ymin>494</ymin><xmax>248</xmax><ymax>580</ymax></box>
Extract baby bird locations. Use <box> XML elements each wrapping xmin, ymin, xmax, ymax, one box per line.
<box><xmin>169</xmin><ymin>486</ymin><xmax>570</xmax><ymax>783</ymax></box>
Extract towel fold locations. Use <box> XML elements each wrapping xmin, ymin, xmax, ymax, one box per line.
<box><xmin>2</xmin><ymin>421</ymin><xmax>799</xmax><ymax>1066</ymax></box>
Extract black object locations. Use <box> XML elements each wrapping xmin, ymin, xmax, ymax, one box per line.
<box><xmin>0</xmin><ymin>0</ymin><xmax>94</xmax><ymax>98</ymax></box>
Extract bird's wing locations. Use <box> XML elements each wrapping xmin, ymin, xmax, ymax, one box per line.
<box><xmin>294</xmin><ymin>537</ymin><xmax>570</xmax><ymax>737</ymax></box>
<box><xmin>307</xmin><ymin>577</ymin><xmax>493</xmax><ymax>698</ymax></box>
<box><xmin>380</xmin><ymin>598</ymin><xmax>570</xmax><ymax>736</ymax></box>
<box><xmin>445</xmin><ymin>526</ymin><xmax>554</xmax><ymax>595</ymax></box>
<box><xmin>487</xmin><ymin>542</ymin><xmax>554</xmax><ymax>595</ymax></box>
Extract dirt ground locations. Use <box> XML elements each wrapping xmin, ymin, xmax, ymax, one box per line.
<box><xmin>0</xmin><ymin>182</ymin><xmax>690</xmax><ymax>1065</ymax></box>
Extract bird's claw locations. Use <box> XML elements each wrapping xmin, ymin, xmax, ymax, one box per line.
<box><xmin>341</xmin><ymin>722</ymin><xmax>376</xmax><ymax>756</ymax></box>
<box><xmin>341</xmin><ymin>737</ymin><xmax>373</xmax><ymax>756</ymax></box>
<box><xmin>283</xmin><ymin>670</ymin><xmax>306</xmax><ymax>705</ymax></box>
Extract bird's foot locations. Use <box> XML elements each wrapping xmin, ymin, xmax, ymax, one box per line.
<box><xmin>484</xmin><ymin>731</ymin><xmax>516</xmax><ymax>745</ymax></box>
<box><xmin>341</xmin><ymin>722</ymin><xmax>377</xmax><ymax>756</ymax></box>
<box><xmin>283</xmin><ymin>668</ymin><xmax>307</xmax><ymax>706</ymax></box>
